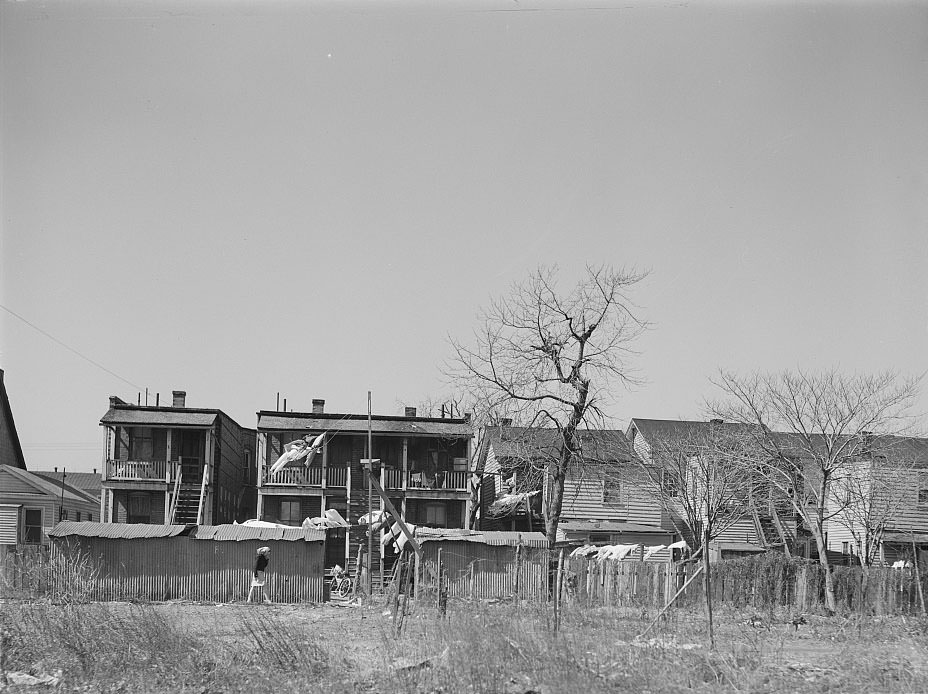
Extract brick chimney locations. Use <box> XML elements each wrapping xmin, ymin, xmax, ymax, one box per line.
<box><xmin>312</xmin><ymin>399</ymin><xmax>325</xmax><ymax>414</ymax></box>
<box><xmin>172</xmin><ymin>391</ymin><xmax>186</xmax><ymax>408</ymax></box>
<box><xmin>405</xmin><ymin>406</ymin><xmax>417</xmax><ymax>417</ymax></box>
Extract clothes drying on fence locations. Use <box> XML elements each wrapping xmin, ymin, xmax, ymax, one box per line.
<box><xmin>381</xmin><ymin>521</ymin><xmax>418</xmax><ymax>551</ymax></box>
<box><xmin>303</xmin><ymin>508</ymin><xmax>350</xmax><ymax>530</ymax></box>
<box><xmin>643</xmin><ymin>545</ymin><xmax>666</xmax><ymax>560</ymax></box>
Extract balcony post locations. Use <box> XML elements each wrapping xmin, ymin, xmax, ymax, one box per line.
<box><xmin>402</xmin><ymin>437</ymin><xmax>408</xmax><ymax>491</ymax></box>
<box><xmin>322</xmin><ymin>436</ymin><xmax>328</xmax><ymax>489</ymax></box>
<box><xmin>165</xmin><ymin>430</ymin><xmax>173</xmax><ymax>483</ymax></box>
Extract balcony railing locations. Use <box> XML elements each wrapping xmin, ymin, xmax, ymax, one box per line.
<box><xmin>262</xmin><ymin>465</ymin><xmax>348</xmax><ymax>487</ymax></box>
<box><xmin>382</xmin><ymin>468</ymin><xmax>405</xmax><ymax>490</ymax></box>
<box><xmin>407</xmin><ymin>469</ymin><xmax>469</xmax><ymax>491</ymax></box>
<box><xmin>105</xmin><ymin>459</ymin><xmax>171</xmax><ymax>481</ymax></box>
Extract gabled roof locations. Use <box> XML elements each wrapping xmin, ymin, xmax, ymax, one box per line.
<box><xmin>100</xmin><ymin>406</ymin><xmax>219</xmax><ymax>428</ymax></box>
<box><xmin>33</xmin><ymin>471</ymin><xmax>102</xmax><ymax>499</ymax></box>
<box><xmin>48</xmin><ymin>522</ymin><xmax>193</xmax><ymax>539</ymax></box>
<box><xmin>257</xmin><ymin>411</ymin><xmax>472</xmax><ymax>437</ymax></box>
<box><xmin>0</xmin><ymin>465</ymin><xmax>98</xmax><ymax>505</ymax></box>
<box><xmin>0</xmin><ymin>370</ymin><xmax>26</xmax><ymax>469</ymax></box>
<box><xmin>485</xmin><ymin>426</ymin><xmax>633</xmax><ymax>462</ymax></box>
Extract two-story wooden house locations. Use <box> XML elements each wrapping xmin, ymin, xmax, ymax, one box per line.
<box><xmin>476</xmin><ymin>424</ymin><xmax>675</xmax><ymax>548</ymax></box>
<box><xmin>99</xmin><ymin>391</ymin><xmax>255</xmax><ymax>525</ymax></box>
<box><xmin>256</xmin><ymin>400</ymin><xmax>473</xmax><ymax>572</ymax></box>
<box><xmin>825</xmin><ymin>436</ymin><xmax>928</xmax><ymax>566</ymax></box>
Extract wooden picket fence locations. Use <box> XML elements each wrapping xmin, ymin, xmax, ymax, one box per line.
<box><xmin>564</xmin><ymin>553</ymin><xmax>928</xmax><ymax>615</ymax></box>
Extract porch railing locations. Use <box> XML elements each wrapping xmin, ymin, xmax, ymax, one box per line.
<box><xmin>407</xmin><ymin>469</ymin><xmax>469</xmax><ymax>491</ymax></box>
<box><xmin>105</xmin><ymin>459</ymin><xmax>171</xmax><ymax>481</ymax></box>
<box><xmin>263</xmin><ymin>465</ymin><xmax>348</xmax><ymax>487</ymax></box>
<box><xmin>382</xmin><ymin>468</ymin><xmax>405</xmax><ymax>490</ymax></box>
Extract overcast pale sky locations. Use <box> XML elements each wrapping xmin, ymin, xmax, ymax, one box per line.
<box><xmin>2</xmin><ymin>0</ymin><xmax>927</xmax><ymax>473</ymax></box>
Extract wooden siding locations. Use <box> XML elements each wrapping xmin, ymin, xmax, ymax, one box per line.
<box><xmin>713</xmin><ymin>517</ymin><xmax>760</xmax><ymax>545</ymax></box>
<box><xmin>0</xmin><ymin>504</ymin><xmax>20</xmax><ymax>544</ymax></box>
<box><xmin>0</xmin><ymin>491</ymin><xmax>97</xmax><ymax>543</ymax></box>
<box><xmin>561</xmin><ymin>476</ymin><xmax>662</xmax><ymax>527</ymax></box>
<box><xmin>51</xmin><ymin>535</ymin><xmax>324</xmax><ymax>602</ymax></box>
<box><xmin>420</xmin><ymin>541</ymin><xmax>547</xmax><ymax>599</ymax></box>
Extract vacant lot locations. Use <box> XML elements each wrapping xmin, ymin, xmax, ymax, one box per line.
<box><xmin>3</xmin><ymin>597</ymin><xmax>928</xmax><ymax>692</ymax></box>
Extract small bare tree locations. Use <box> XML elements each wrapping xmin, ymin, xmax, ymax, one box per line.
<box><xmin>710</xmin><ymin>369</ymin><xmax>921</xmax><ymax>612</ymax></box>
<box><xmin>637</xmin><ymin>425</ymin><xmax>760</xmax><ymax>646</ymax></box>
<box><xmin>448</xmin><ymin>265</ymin><xmax>648</xmax><ymax>547</ymax></box>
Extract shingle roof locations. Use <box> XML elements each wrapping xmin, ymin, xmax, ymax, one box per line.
<box><xmin>33</xmin><ymin>471</ymin><xmax>102</xmax><ymax>499</ymax></box>
<box><xmin>486</xmin><ymin>426</ymin><xmax>632</xmax><ymax>461</ymax></box>
<box><xmin>100</xmin><ymin>406</ymin><xmax>218</xmax><ymax>427</ymax></box>
<box><xmin>1</xmin><ymin>466</ymin><xmax>98</xmax><ymax>505</ymax></box>
<box><xmin>48</xmin><ymin>522</ymin><xmax>192</xmax><ymax>539</ymax></box>
<box><xmin>192</xmin><ymin>524</ymin><xmax>325</xmax><ymax>542</ymax></box>
<box><xmin>257</xmin><ymin>411</ymin><xmax>472</xmax><ymax>437</ymax></box>
<box><xmin>415</xmin><ymin>527</ymin><xmax>548</xmax><ymax>547</ymax></box>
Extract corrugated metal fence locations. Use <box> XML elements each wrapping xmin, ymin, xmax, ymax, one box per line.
<box><xmin>52</xmin><ymin>535</ymin><xmax>324</xmax><ymax>603</ymax></box>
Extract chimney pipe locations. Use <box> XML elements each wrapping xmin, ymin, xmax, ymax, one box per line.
<box><xmin>312</xmin><ymin>399</ymin><xmax>325</xmax><ymax>414</ymax></box>
<box><xmin>405</xmin><ymin>406</ymin><xmax>417</xmax><ymax>418</ymax></box>
<box><xmin>172</xmin><ymin>391</ymin><xmax>186</xmax><ymax>408</ymax></box>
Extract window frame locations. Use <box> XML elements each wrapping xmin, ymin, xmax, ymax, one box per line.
<box><xmin>23</xmin><ymin>507</ymin><xmax>43</xmax><ymax>544</ymax></box>
<box><xmin>279</xmin><ymin>498</ymin><xmax>302</xmax><ymax>525</ymax></box>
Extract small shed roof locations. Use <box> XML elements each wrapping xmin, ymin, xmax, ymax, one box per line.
<box><xmin>558</xmin><ymin>520</ymin><xmax>673</xmax><ymax>535</ymax></box>
<box><xmin>415</xmin><ymin>527</ymin><xmax>547</xmax><ymax>548</ymax></box>
<box><xmin>49</xmin><ymin>522</ymin><xmax>192</xmax><ymax>539</ymax></box>
<box><xmin>257</xmin><ymin>411</ymin><xmax>472</xmax><ymax>437</ymax></box>
<box><xmin>192</xmin><ymin>524</ymin><xmax>325</xmax><ymax>542</ymax></box>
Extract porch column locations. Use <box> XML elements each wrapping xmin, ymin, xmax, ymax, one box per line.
<box><xmin>256</xmin><ymin>432</ymin><xmax>266</xmax><ymax>521</ymax></box>
<box><xmin>321</xmin><ymin>436</ymin><xmax>328</xmax><ymax>489</ymax></box>
<box><xmin>165</xmin><ymin>429</ymin><xmax>173</xmax><ymax>483</ymax></box>
<box><xmin>164</xmin><ymin>488</ymin><xmax>171</xmax><ymax>523</ymax></box>
<box><xmin>402</xmin><ymin>438</ymin><xmax>408</xmax><ymax>491</ymax></box>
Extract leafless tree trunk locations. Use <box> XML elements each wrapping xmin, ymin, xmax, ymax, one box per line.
<box><xmin>448</xmin><ymin>265</ymin><xmax>648</xmax><ymax>548</ymax></box>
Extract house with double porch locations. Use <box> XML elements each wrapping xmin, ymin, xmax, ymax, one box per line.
<box><xmin>256</xmin><ymin>400</ymin><xmax>473</xmax><ymax>574</ymax></box>
<box><xmin>99</xmin><ymin>391</ymin><xmax>255</xmax><ymax>525</ymax></box>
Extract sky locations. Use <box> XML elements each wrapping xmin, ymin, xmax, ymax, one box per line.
<box><xmin>2</xmin><ymin>0</ymin><xmax>927</xmax><ymax>474</ymax></box>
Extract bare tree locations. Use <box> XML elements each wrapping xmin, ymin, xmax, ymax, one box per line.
<box><xmin>710</xmin><ymin>369</ymin><xmax>922</xmax><ymax>612</ymax></box>
<box><xmin>448</xmin><ymin>265</ymin><xmax>648</xmax><ymax>547</ymax></box>
<box><xmin>636</xmin><ymin>425</ymin><xmax>761</xmax><ymax>646</ymax></box>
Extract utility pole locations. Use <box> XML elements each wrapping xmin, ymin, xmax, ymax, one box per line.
<box><xmin>367</xmin><ymin>390</ymin><xmax>373</xmax><ymax>597</ymax></box>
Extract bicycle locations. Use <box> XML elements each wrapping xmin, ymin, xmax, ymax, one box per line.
<box><xmin>329</xmin><ymin>565</ymin><xmax>353</xmax><ymax>598</ymax></box>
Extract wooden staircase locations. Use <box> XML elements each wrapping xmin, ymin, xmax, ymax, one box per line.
<box><xmin>171</xmin><ymin>485</ymin><xmax>201</xmax><ymax>524</ymax></box>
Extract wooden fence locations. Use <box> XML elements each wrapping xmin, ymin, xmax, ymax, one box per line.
<box><xmin>564</xmin><ymin>553</ymin><xmax>928</xmax><ymax>615</ymax></box>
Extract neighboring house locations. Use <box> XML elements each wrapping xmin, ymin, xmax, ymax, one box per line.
<box><xmin>476</xmin><ymin>424</ymin><xmax>676</xmax><ymax>548</ymax></box>
<box><xmin>33</xmin><ymin>469</ymin><xmax>102</xmax><ymax>506</ymax></box>
<box><xmin>626</xmin><ymin>418</ymin><xmax>786</xmax><ymax>559</ymax></box>
<box><xmin>256</xmin><ymin>400</ymin><xmax>473</xmax><ymax>573</ymax></box>
<box><xmin>0</xmin><ymin>465</ymin><xmax>99</xmax><ymax>545</ymax></box>
<box><xmin>99</xmin><ymin>391</ymin><xmax>255</xmax><ymax>526</ymax></box>
<box><xmin>825</xmin><ymin>437</ymin><xmax>928</xmax><ymax>566</ymax></box>
<box><xmin>0</xmin><ymin>370</ymin><xmax>26</xmax><ymax>470</ymax></box>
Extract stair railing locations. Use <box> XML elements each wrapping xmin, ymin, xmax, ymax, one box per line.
<box><xmin>169</xmin><ymin>466</ymin><xmax>183</xmax><ymax>524</ymax></box>
<box><xmin>196</xmin><ymin>462</ymin><xmax>210</xmax><ymax>525</ymax></box>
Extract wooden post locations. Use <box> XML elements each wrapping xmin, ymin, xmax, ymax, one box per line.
<box><xmin>391</xmin><ymin>553</ymin><xmax>405</xmax><ymax>630</ymax></box>
<box><xmin>414</xmin><ymin>549</ymin><xmax>421</xmax><ymax>601</ymax></box>
<box><xmin>514</xmin><ymin>543</ymin><xmax>522</xmax><ymax>599</ymax></box>
<box><xmin>554</xmin><ymin>548</ymin><xmax>564</xmax><ymax>633</ymax></box>
<box><xmin>912</xmin><ymin>536</ymin><xmax>926</xmax><ymax>616</ymax></box>
<box><xmin>470</xmin><ymin>562</ymin><xmax>476</xmax><ymax>600</ymax></box>
<box><xmin>639</xmin><ymin>563</ymin><xmax>705</xmax><ymax>639</ymax></box>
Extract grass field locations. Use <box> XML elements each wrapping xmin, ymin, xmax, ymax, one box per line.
<box><xmin>2</xmin><ymin>596</ymin><xmax>928</xmax><ymax>693</ymax></box>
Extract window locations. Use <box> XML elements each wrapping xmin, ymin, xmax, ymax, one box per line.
<box><xmin>127</xmin><ymin>493</ymin><xmax>152</xmax><ymax>524</ymax></box>
<box><xmin>87</xmin><ymin>513</ymin><xmax>93</xmax><ymax>522</ymax></box>
<box><xmin>842</xmin><ymin>542</ymin><xmax>851</xmax><ymax>555</ymax></box>
<box><xmin>918</xmin><ymin>476</ymin><xmax>928</xmax><ymax>506</ymax></box>
<box><xmin>603</xmin><ymin>479</ymin><xmax>622</xmax><ymax>506</ymax></box>
<box><xmin>661</xmin><ymin>469</ymin><xmax>680</xmax><ymax>497</ymax></box>
<box><xmin>129</xmin><ymin>427</ymin><xmax>153</xmax><ymax>460</ymax></box>
<box><xmin>424</xmin><ymin>503</ymin><xmax>447</xmax><ymax>527</ymax></box>
<box><xmin>589</xmin><ymin>532</ymin><xmax>612</xmax><ymax>545</ymax></box>
<box><xmin>24</xmin><ymin>509</ymin><xmax>42</xmax><ymax>543</ymax></box>
<box><xmin>280</xmin><ymin>499</ymin><xmax>301</xmax><ymax>525</ymax></box>
<box><xmin>75</xmin><ymin>511</ymin><xmax>81</xmax><ymax>522</ymax></box>
<box><xmin>59</xmin><ymin>509</ymin><xmax>68</xmax><ymax>521</ymax></box>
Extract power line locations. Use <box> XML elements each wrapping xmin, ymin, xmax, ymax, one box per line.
<box><xmin>0</xmin><ymin>304</ymin><xmax>144</xmax><ymax>391</ymax></box>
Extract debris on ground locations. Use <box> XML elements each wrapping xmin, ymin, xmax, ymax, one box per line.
<box><xmin>3</xmin><ymin>670</ymin><xmax>62</xmax><ymax>687</ymax></box>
